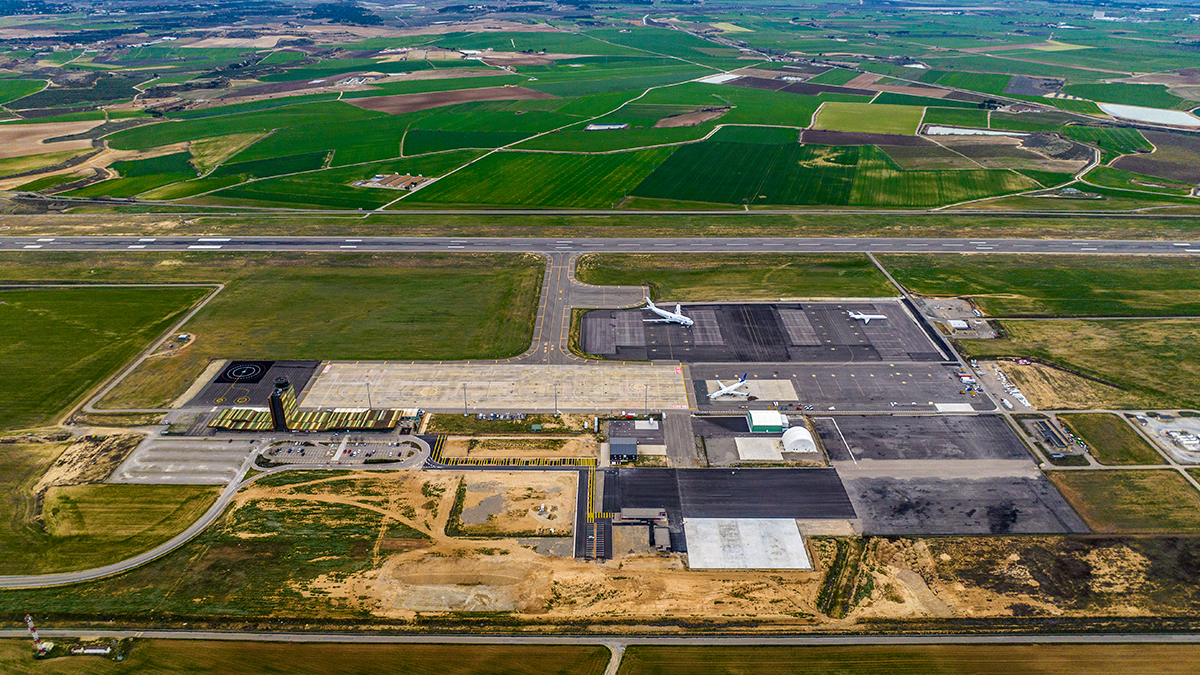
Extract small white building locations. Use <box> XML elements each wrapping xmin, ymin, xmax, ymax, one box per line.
<box><xmin>746</xmin><ymin>410</ymin><xmax>788</xmax><ymax>433</ymax></box>
<box><xmin>781</xmin><ymin>426</ymin><xmax>818</xmax><ymax>454</ymax></box>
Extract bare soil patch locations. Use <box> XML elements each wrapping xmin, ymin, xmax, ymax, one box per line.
<box><xmin>441</xmin><ymin>436</ymin><xmax>598</xmax><ymax>458</ymax></box>
<box><xmin>32</xmin><ymin>433</ymin><xmax>143</xmax><ymax>493</ymax></box>
<box><xmin>457</xmin><ymin>471</ymin><xmax>575</xmax><ymax>535</ymax></box>
<box><xmin>654</xmin><ymin>107</ymin><xmax>729</xmax><ymax>128</ymax></box>
<box><xmin>347</xmin><ymin>86</ymin><xmax>555</xmax><ymax>115</ymax></box>
<box><xmin>0</xmin><ymin>120</ymin><xmax>103</xmax><ymax>159</ymax></box>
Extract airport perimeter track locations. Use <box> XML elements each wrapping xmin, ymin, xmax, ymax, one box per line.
<box><xmin>1</xmin><ymin>235</ymin><xmax>1199</xmax><ymax>255</ymax></box>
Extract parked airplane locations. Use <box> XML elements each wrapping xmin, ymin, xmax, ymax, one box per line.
<box><xmin>643</xmin><ymin>297</ymin><xmax>694</xmax><ymax>326</ymax></box>
<box><xmin>708</xmin><ymin>374</ymin><xmax>749</xmax><ymax>399</ymax></box>
<box><xmin>848</xmin><ymin>310</ymin><xmax>887</xmax><ymax>324</ymax></box>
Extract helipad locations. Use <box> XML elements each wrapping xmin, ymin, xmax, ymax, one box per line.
<box><xmin>300</xmin><ymin>363</ymin><xmax>692</xmax><ymax>413</ymax></box>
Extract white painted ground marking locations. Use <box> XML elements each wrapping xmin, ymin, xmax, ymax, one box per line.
<box><xmin>188</xmin><ymin>245</ymin><xmax>222</xmax><ymax>249</ymax></box>
<box><xmin>23</xmin><ymin>245</ymin><xmax>41</xmax><ymax>249</ymax></box>
<box><xmin>198</xmin><ymin>238</ymin><xmax>230</xmax><ymax>242</ymax></box>
<box><xmin>127</xmin><ymin>245</ymin><xmax>146</xmax><ymax>249</ymax></box>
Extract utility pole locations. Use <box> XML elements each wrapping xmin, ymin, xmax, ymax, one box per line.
<box><xmin>644</xmin><ymin>383</ymin><xmax>649</xmax><ymax>416</ymax></box>
<box><xmin>365</xmin><ymin>376</ymin><xmax>372</xmax><ymax>409</ymax></box>
<box><xmin>463</xmin><ymin>383</ymin><xmax>468</xmax><ymax>415</ymax></box>
<box><xmin>554</xmin><ymin>382</ymin><xmax>559</xmax><ymax>416</ymax></box>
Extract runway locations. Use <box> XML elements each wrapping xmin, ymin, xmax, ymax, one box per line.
<box><xmin>1</xmin><ymin>235</ymin><xmax>1198</xmax><ymax>254</ymax></box>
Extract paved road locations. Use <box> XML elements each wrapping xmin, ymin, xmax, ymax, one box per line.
<box><xmin>2</xmin><ymin>628</ymin><xmax>1200</xmax><ymax>646</ymax></box>
<box><xmin>2</xmin><ymin>235</ymin><xmax>1198</xmax><ymax>254</ymax></box>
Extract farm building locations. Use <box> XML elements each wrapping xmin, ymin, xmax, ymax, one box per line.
<box><xmin>747</xmin><ymin>410</ymin><xmax>789</xmax><ymax>433</ymax></box>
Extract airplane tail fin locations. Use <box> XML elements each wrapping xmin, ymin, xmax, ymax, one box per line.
<box><xmin>740</xmin><ymin>373</ymin><xmax>747</xmax><ymax>382</ymax></box>
<box><xmin>675</xmin><ymin>304</ymin><xmax>683</xmax><ymax>315</ymax></box>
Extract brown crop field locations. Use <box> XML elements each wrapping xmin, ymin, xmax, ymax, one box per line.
<box><xmin>1112</xmin><ymin>130</ymin><xmax>1200</xmax><ymax>184</ymax></box>
<box><xmin>347</xmin><ymin>86</ymin><xmax>555</xmax><ymax>114</ymax></box>
<box><xmin>0</xmin><ymin>120</ymin><xmax>103</xmax><ymax>159</ymax></box>
<box><xmin>800</xmin><ymin>130</ymin><xmax>934</xmax><ymax>146</ymax></box>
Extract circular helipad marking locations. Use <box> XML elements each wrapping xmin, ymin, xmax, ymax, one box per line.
<box><xmin>224</xmin><ymin>363</ymin><xmax>265</xmax><ymax>381</ymax></box>
<box><xmin>235</xmin><ymin>397</ymin><xmax>249</xmax><ymax>404</ymax></box>
<box><xmin>420</xmin><ymin>387</ymin><xmax>439</xmax><ymax>396</ymax></box>
<box><xmin>630</xmin><ymin>383</ymin><xmax>648</xmax><ymax>391</ymax></box>
<box><xmin>213</xmin><ymin>397</ymin><xmax>226</xmax><ymax>404</ymax></box>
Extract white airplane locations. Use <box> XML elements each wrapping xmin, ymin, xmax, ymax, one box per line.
<box><xmin>708</xmin><ymin>373</ymin><xmax>750</xmax><ymax>399</ymax></box>
<box><xmin>848</xmin><ymin>310</ymin><xmax>887</xmax><ymax>324</ymax></box>
<box><xmin>643</xmin><ymin>297</ymin><xmax>694</xmax><ymax>326</ymax></box>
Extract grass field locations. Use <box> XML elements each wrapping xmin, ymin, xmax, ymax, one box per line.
<box><xmin>617</xmin><ymin>644</ymin><xmax>1200</xmax><ymax>675</ymax></box>
<box><xmin>807</xmin><ymin>68</ymin><xmax>859</xmax><ymax>85</ymax></box>
<box><xmin>935</xmin><ymin>71</ymin><xmax>1012</xmax><ymax>96</ymax></box>
<box><xmin>956</xmin><ymin>319</ymin><xmax>1200</xmax><ymax>409</ymax></box>
<box><xmin>879</xmin><ymin>254</ymin><xmax>1200</xmax><ymax>316</ymax></box>
<box><xmin>0</xmin><ymin>148</ymin><xmax>94</xmax><ymax>178</ymax></box>
<box><xmin>81</xmin><ymin>253</ymin><xmax>542</xmax><ymax>409</ymax></box>
<box><xmin>1061</xmin><ymin>126</ymin><xmax>1151</xmax><ymax>156</ymax></box>
<box><xmin>0</xmin><ymin>441</ymin><xmax>218</xmax><ymax>574</ymax></box>
<box><xmin>0</xmin><ymin>640</ymin><xmax>609</xmax><ymax>674</ymax></box>
<box><xmin>1083</xmin><ymin>165</ymin><xmax>1196</xmax><ymax>196</ymax></box>
<box><xmin>575</xmin><ymin>253</ymin><xmax>894</xmax><ymax>300</ymax></box>
<box><xmin>1062</xmin><ymin>83</ymin><xmax>1189</xmax><ymax>110</ymax></box>
<box><xmin>708</xmin><ymin>126</ymin><xmax>799</xmax><ymax>144</ymax></box>
<box><xmin>1059</xmin><ymin>413</ymin><xmax>1164</xmax><ymax>465</ymax></box>
<box><xmin>0</xmin><ymin>286</ymin><xmax>207</xmax><ymax>429</ymax></box>
<box><xmin>403</xmin><ymin>148</ymin><xmax>675</xmax><ymax>208</ymax></box>
<box><xmin>66</xmin><ymin>152</ymin><xmax>197</xmax><ymax>198</ymax></box>
<box><xmin>1046</xmin><ymin>470</ymin><xmax>1200</xmax><ymax>533</ymax></box>
<box><xmin>871</xmin><ymin>92</ymin><xmax>977</xmax><ymax>109</ymax></box>
<box><xmin>814</xmin><ymin>102</ymin><xmax>924</xmax><ymax>135</ymax></box>
<box><xmin>921</xmin><ymin>107</ymin><xmax>989</xmax><ymax>128</ymax></box>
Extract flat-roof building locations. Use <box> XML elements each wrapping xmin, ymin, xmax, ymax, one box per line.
<box><xmin>747</xmin><ymin>410</ymin><xmax>789</xmax><ymax>433</ymax></box>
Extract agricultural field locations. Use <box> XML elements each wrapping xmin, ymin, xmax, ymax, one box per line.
<box><xmin>0</xmin><ymin>439</ymin><xmax>218</xmax><ymax>574</ymax></box>
<box><xmin>1058</xmin><ymin>413</ymin><xmax>1164</xmax><ymax>466</ymax></box>
<box><xmin>1061</xmin><ymin>126</ymin><xmax>1151</xmax><ymax>156</ymax></box>
<box><xmin>879</xmin><ymin>254</ymin><xmax>1200</xmax><ymax>317</ymax></box>
<box><xmin>1062</xmin><ymin>83</ymin><xmax>1190</xmax><ymax>110</ymax></box>
<box><xmin>66</xmin><ymin>152</ymin><xmax>198</xmax><ymax>198</ymax></box>
<box><xmin>403</xmin><ymin>148</ymin><xmax>675</xmax><ymax>208</ymax></box>
<box><xmin>1046</xmin><ymin>471</ymin><xmax>1200</xmax><ymax>534</ymax></box>
<box><xmin>0</xmin><ymin>286</ymin><xmax>207</xmax><ymax>430</ymax></box>
<box><xmin>1111</xmin><ymin>130</ymin><xmax>1200</xmax><ymax>184</ymax></box>
<box><xmin>920</xmin><ymin>107</ymin><xmax>989</xmax><ymax>128</ymax></box>
<box><xmin>956</xmin><ymin>319</ymin><xmax>1200</xmax><ymax>409</ymax></box>
<box><xmin>575</xmin><ymin>253</ymin><xmax>895</xmax><ymax>300</ymax></box>
<box><xmin>813</xmin><ymin>102</ymin><xmax>924</xmax><ymax>135</ymax></box>
<box><xmin>1082</xmin><ymin>165</ymin><xmax>1196</xmax><ymax>196</ymax></box>
<box><xmin>0</xmin><ymin>640</ymin><xmax>610</xmax><ymax>675</ymax></box>
<box><xmin>617</xmin><ymin>645</ymin><xmax>1200</xmax><ymax>675</ymax></box>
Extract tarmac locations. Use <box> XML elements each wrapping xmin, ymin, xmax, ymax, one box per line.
<box><xmin>300</xmin><ymin>362</ymin><xmax>691</xmax><ymax>414</ymax></box>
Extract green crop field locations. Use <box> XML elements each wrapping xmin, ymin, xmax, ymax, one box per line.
<box><xmin>814</xmin><ymin>102</ymin><xmax>924</xmax><ymax>134</ymax></box>
<box><xmin>47</xmin><ymin>253</ymin><xmax>543</xmax><ymax>409</ymax></box>
<box><xmin>878</xmin><ymin>254</ymin><xmax>1200</xmax><ymax>316</ymax></box>
<box><xmin>0</xmin><ymin>286</ymin><xmax>207</xmax><ymax>429</ymax></box>
<box><xmin>576</xmin><ymin>253</ymin><xmax>894</xmax><ymax>300</ymax></box>
<box><xmin>65</xmin><ymin>152</ymin><xmax>197</xmax><ymax>198</ymax></box>
<box><xmin>616</xmin><ymin>644</ymin><xmax>1200</xmax><ymax>675</ymax></box>
<box><xmin>0</xmin><ymin>439</ymin><xmax>218</xmax><ymax>574</ymax></box>
<box><xmin>957</xmin><ymin>319</ymin><xmax>1200</xmax><ymax>409</ymax></box>
<box><xmin>847</xmin><ymin>147</ymin><xmax>1033</xmax><ymax>206</ymax></box>
<box><xmin>0</xmin><ymin>78</ymin><xmax>44</xmax><ymax>104</ymax></box>
<box><xmin>636</xmin><ymin>83</ymin><xmax>839</xmax><ymax>127</ymax></box>
<box><xmin>1058</xmin><ymin>413</ymin><xmax>1164</xmax><ymax>466</ymax></box>
<box><xmin>988</xmin><ymin>110</ymin><xmax>1073</xmax><ymax>133</ymax></box>
<box><xmin>403</xmin><ymin>148</ymin><xmax>674</xmax><ymax>208</ymax></box>
<box><xmin>935</xmin><ymin>71</ymin><xmax>1012</xmax><ymax>96</ymax></box>
<box><xmin>1047</xmin><ymin>470</ymin><xmax>1200</xmax><ymax>534</ymax></box>
<box><xmin>921</xmin><ymin>107</ymin><xmax>988</xmax><ymax>128</ymax></box>
<box><xmin>631</xmin><ymin>143</ymin><xmax>1029</xmax><ymax>207</ymax></box>
<box><xmin>1062</xmin><ymin>126</ymin><xmax>1151</xmax><ymax>156</ymax></box>
<box><xmin>1062</xmin><ymin>83</ymin><xmax>1189</xmax><ymax>110</ymax></box>
<box><xmin>0</xmin><ymin>640</ymin><xmax>610</xmax><ymax>675</ymax></box>
<box><xmin>871</xmin><ymin>92</ymin><xmax>977</xmax><ymax>109</ymax></box>
<box><xmin>708</xmin><ymin>125</ymin><xmax>799</xmax><ymax>144</ymax></box>
<box><xmin>198</xmin><ymin>151</ymin><xmax>482</xmax><ymax>210</ymax></box>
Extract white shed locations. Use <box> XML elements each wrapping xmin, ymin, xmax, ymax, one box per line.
<box><xmin>781</xmin><ymin>426</ymin><xmax>817</xmax><ymax>454</ymax></box>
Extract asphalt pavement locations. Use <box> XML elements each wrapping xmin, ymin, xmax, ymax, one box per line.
<box><xmin>1</xmin><ymin>235</ymin><xmax>1198</xmax><ymax>254</ymax></box>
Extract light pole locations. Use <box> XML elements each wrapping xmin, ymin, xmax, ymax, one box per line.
<box><xmin>365</xmin><ymin>376</ymin><xmax>372</xmax><ymax>409</ymax></box>
<box><xmin>554</xmin><ymin>382</ymin><xmax>559</xmax><ymax>416</ymax></box>
<box><xmin>463</xmin><ymin>383</ymin><xmax>468</xmax><ymax>416</ymax></box>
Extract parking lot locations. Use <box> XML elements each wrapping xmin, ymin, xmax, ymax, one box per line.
<box><xmin>692</xmin><ymin>363</ymin><xmax>994</xmax><ymax>413</ymax></box>
<box><xmin>581</xmin><ymin>301</ymin><xmax>945</xmax><ymax>363</ymax></box>
<box><xmin>108</xmin><ymin>437</ymin><xmax>259</xmax><ymax>485</ymax></box>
